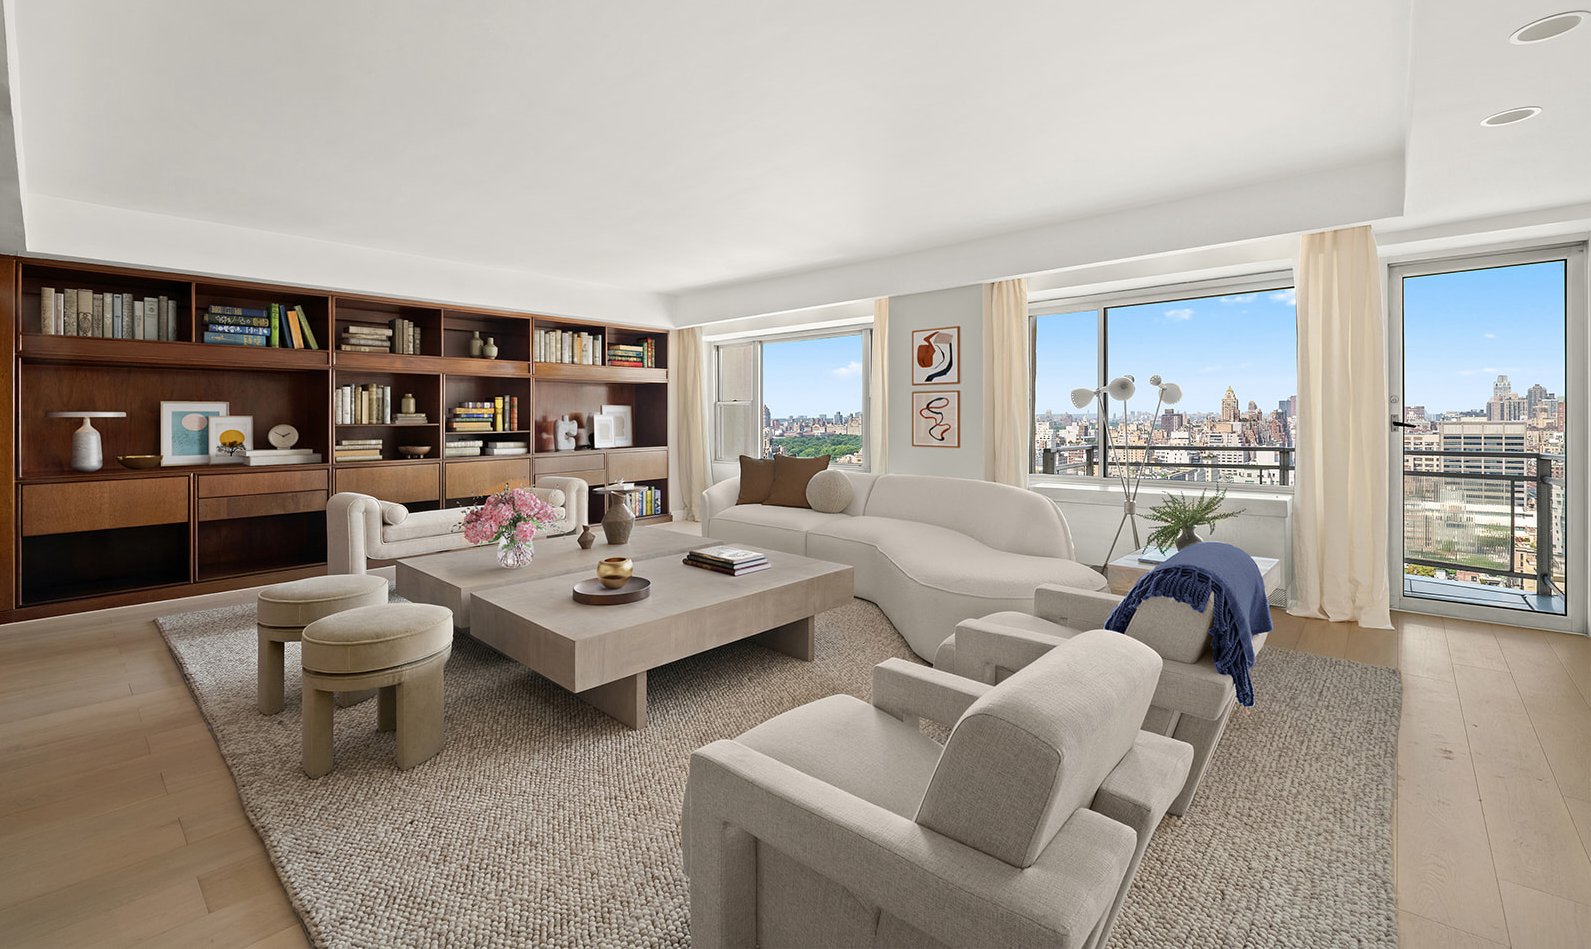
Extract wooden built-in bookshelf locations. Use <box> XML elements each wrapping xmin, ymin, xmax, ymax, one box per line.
<box><xmin>0</xmin><ymin>256</ymin><xmax>672</xmax><ymax>621</ymax></box>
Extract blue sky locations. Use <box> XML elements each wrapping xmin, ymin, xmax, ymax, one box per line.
<box><xmin>762</xmin><ymin>334</ymin><xmax>864</xmax><ymax>419</ymax></box>
<box><xmin>1402</xmin><ymin>260</ymin><xmax>1566</xmax><ymax>415</ymax></box>
<box><xmin>1035</xmin><ymin>289</ymin><xmax>1300</xmax><ymax>417</ymax></box>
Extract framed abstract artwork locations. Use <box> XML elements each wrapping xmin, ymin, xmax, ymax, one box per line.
<box><xmin>159</xmin><ymin>401</ymin><xmax>230</xmax><ymax>465</ymax></box>
<box><xmin>911</xmin><ymin>391</ymin><xmax>959</xmax><ymax>447</ymax></box>
<box><xmin>911</xmin><ymin>326</ymin><xmax>959</xmax><ymax>385</ymax></box>
<box><xmin>207</xmin><ymin>415</ymin><xmax>254</xmax><ymax>464</ymax></box>
<box><xmin>601</xmin><ymin>404</ymin><xmax>633</xmax><ymax>447</ymax></box>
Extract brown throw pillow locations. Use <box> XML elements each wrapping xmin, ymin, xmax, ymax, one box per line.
<box><xmin>736</xmin><ymin>455</ymin><xmax>777</xmax><ymax>505</ymax></box>
<box><xmin>764</xmin><ymin>455</ymin><xmax>831</xmax><ymax>508</ymax></box>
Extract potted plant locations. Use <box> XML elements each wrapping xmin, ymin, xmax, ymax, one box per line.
<box><xmin>1145</xmin><ymin>489</ymin><xmax>1243</xmax><ymax>551</ymax></box>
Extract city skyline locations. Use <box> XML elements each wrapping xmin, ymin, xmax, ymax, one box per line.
<box><xmin>760</xmin><ymin>334</ymin><xmax>865</xmax><ymax>419</ymax></box>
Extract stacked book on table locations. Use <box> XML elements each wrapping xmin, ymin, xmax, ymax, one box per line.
<box><xmin>683</xmin><ymin>545</ymin><xmax>769</xmax><ymax>577</ymax></box>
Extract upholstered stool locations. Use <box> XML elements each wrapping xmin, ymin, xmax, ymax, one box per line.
<box><xmin>300</xmin><ymin>603</ymin><xmax>453</xmax><ymax>778</ymax></box>
<box><xmin>256</xmin><ymin>574</ymin><xmax>389</xmax><ymax>715</ymax></box>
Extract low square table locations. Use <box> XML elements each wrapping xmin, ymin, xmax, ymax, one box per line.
<box><xmin>469</xmin><ymin>550</ymin><xmax>853</xmax><ymax>728</ymax></box>
<box><xmin>1105</xmin><ymin>547</ymin><xmax>1282</xmax><ymax>597</ymax></box>
<box><xmin>395</xmin><ymin>526</ymin><xmax>704</xmax><ymax>628</ymax></box>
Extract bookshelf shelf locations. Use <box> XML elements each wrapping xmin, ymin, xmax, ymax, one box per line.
<box><xmin>2</xmin><ymin>255</ymin><xmax>671</xmax><ymax>620</ymax></box>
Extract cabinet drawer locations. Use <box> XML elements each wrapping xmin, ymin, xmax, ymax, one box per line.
<box><xmin>23</xmin><ymin>477</ymin><xmax>189</xmax><ymax>536</ymax></box>
<box><xmin>335</xmin><ymin>463</ymin><xmax>440</xmax><ymax>505</ymax></box>
<box><xmin>198</xmin><ymin>468</ymin><xmax>328</xmax><ymax>498</ymax></box>
<box><xmin>535</xmin><ymin>451</ymin><xmax>607</xmax><ymax>475</ymax></box>
<box><xmin>198</xmin><ymin>489</ymin><xmax>328</xmax><ymax>521</ymax></box>
<box><xmin>445</xmin><ymin>459</ymin><xmax>531</xmax><ymax>500</ymax></box>
<box><xmin>607</xmin><ymin>449</ymin><xmax>668</xmax><ymax>484</ymax></box>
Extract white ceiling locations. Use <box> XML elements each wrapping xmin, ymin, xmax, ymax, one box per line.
<box><xmin>4</xmin><ymin>0</ymin><xmax>1588</xmax><ymax>324</ymax></box>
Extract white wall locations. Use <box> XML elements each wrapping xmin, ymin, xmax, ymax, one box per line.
<box><xmin>886</xmin><ymin>284</ymin><xmax>985</xmax><ymax>479</ymax></box>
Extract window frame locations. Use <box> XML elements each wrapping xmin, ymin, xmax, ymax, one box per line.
<box><xmin>1028</xmin><ymin>270</ymin><xmax>1297</xmax><ymax>494</ymax></box>
<box><xmin>711</xmin><ymin>326</ymin><xmax>874</xmax><ymax>470</ymax></box>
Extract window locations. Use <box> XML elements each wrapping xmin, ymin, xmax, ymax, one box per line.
<box><xmin>1031</xmin><ymin>275</ymin><xmax>1297</xmax><ymax>486</ymax></box>
<box><xmin>713</xmin><ymin>331</ymin><xmax>871</xmax><ymax>466</ymax></box>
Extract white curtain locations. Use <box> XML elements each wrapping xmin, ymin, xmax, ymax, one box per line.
<box><xmin>1291</xmin><ymin>226</ymin><xmax>1393</xmax><ymax>628</ymax></box>
<box><xmin>672</xmin><ymin>327</ymin><xmax>711</xmax><ymax>521</ymax></box>
<box><xmin>987</xmin><ymin>277</ymin><xmax>1030</xmax><ymax>487</ymax></box>
<box><xmin>869</xmin><ymin>298</ymin><xmax>889</xmax><ymax>474</ymax></box>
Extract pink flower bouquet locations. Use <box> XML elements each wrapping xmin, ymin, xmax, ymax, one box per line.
<box><xmin>461</xmin><ymin>485</ymin><xmax>559</xmax><ymax>567</ymax></box>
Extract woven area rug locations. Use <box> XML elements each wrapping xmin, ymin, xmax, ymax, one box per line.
<box><xmin>157</xmin><ymin>598</ymin><xmax>1400</xmax><ymax>949</ymax></box>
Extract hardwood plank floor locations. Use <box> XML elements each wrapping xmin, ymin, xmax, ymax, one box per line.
<box><xmin>0</xmin><ymin>567</ymin><xmax>1586</xmax><ymax>947</ymax></box>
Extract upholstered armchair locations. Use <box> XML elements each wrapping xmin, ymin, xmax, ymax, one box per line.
<box><xmin>682</xmin><ymin>629</ymin><xmax>1192</xmax><ymax>949</ymax></box>
<box><xmin>935</xmin><ymin>583</ymin><xmax>1267</xmax><ymax>816</ymax></box>
<box><xmin>325</xmin><ymin>476</ymin><xmax>587</xmax><ymax>574</ymax></box>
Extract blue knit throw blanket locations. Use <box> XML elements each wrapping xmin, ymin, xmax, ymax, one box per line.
<box><xmin>1105</xmin><ymin>542</ymin><xmax>1272</xmax><ymax>706</ymax></box>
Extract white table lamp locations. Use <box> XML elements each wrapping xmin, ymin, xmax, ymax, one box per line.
<box><xmin>46</xmin><ymin>410</ymin><xmax>127</xmax><ymax>472</ymax></box>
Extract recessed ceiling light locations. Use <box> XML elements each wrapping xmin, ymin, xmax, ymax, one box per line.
<box><xmin>1510</xmin><ymin>10</ymin><xmax>1589</xmax><ymax>43</ymax></box>
<box><xmin>1481</xmin><ymin>107</ymin><xmax>1543</xmax><ymax>127</ymax></box>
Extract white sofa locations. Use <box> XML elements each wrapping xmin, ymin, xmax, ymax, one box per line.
<box><xmin>327</xmin><ymin>476</ymin><xmax>587</xmax><ymax>575</ymax></box>
<box><xmin>702</xmin><ymin>471</ymin><xmax>1107</xmax><ymax>661</ymax></box>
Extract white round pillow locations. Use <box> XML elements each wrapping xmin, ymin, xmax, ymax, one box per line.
<box><xmin>805</xmin><ymin>469</ymin><xmax>853</xmax><ymax>514</ymax></box>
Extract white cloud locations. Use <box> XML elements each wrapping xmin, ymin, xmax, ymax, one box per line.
<box><xmin>1269</xmin><ymin>289</ymin><xmax>1297</xmax><ymax>305</ymax></box>
<box><xmin>1220</xmin><ymin>294</ymin><xmax>1257</xmax><ymax>304</ymax></box>
<box><xmin>826</xmin><ymin>361</ymin><xmax>864</xmax><ymax>379</ymax></box>
<box><xmin>1484</xmin><ymin>333</ymin><xmax>1496</xmax><ymax>338</ymax></box>
<box><xmin>1164</xmin><ymin>308</ymin><xmax>1195</xmax><ymax>321</ymax></box>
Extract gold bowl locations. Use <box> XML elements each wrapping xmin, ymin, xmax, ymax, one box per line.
<box><xmin>116</xmin><ymin>454</ymin><xmax>163</xmax><ymax>469</ymax></box>
<box><xmin>596</xmin><ymin>557</ymin><xmax>633</xmax><ymax>589</ymax></box>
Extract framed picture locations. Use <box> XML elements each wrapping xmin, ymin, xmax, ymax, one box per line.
<box><xmin>911</xmin><ymin>326</ymin><xmax>959</xmax><ymax>385</ymax></box>
<box><xmin>601</xmin><ymin>403</ymin><xmax>633</xmax><ymax>447</ymax></box>
<box><xmin>592</xmin><ymin>413</ymin><xmax>617</xmax><ymax>449</ymax></box>
<box><xmin>160</xmin><ymin>401</ymin><xmax>230</xmax><ymax>465</ymax></box>
<box><xmin>911</xmin><ymin>391</ymin><xmax>959</xmax><ymax>448</ymax></box>
<box><xmin>207</xmin><ymin>415</ymin><xmax>254</xmax><ymax>464</ymax></box>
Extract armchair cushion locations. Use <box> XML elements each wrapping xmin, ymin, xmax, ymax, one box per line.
<box><xmin>916</xmin><ymin>629</ymin><xmax>1161</xmax><ymax>868</ymax></box>
<box><xmin>379</xmin><ymin>500</ymin><xmax>408</xmax><ymax>525</ymax></box>
<box><xmin>735</xmin><ymin>455</ymin><xmax>776</xmax><ymax>505</ymax></box>
<box><xmin>380</xmin><ymin>508</ymin><xmax>465</xmax><ymax>544</ymax></box>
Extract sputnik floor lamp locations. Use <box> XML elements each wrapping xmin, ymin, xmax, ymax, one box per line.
<box><xmin>1070</xmin><ymin>374</ymin><xmax>1182</xmax><ymax>565</ymax></box>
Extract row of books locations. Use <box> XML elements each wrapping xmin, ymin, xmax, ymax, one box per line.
<box><xmin>202</xmin><ymin>304</ymin><xmax>320</xmax><ymax>349</ymax></box>
<box><xmin>683</xmin><ymin>544</ymin><xmax>768</xmax><ymax>577</ymax></box>
<box><xmin>336</xmin><ymin>384</ymin><xmax>394</xmax><ymax>425</ymax></box>
<box><xmin>534</xmin><ymin>329</ymin><xmax>603</xmax><ymax>365</ymax></box>
<box><xmin>448</xmin><ymin>397</ymin><xmax>520</xmax><ymax>432</ymax></box>
<box><xmin>607</xmin><ymin>339</ymin><xmax>658</xmax><ymax>368</ymax></box>
<box><xmin>632</xmin><ymin>484</ymin><xmax>665</xmax><ymax>517</ymax></box>
<box><xmin>38</xmin><ymin>287</ymin><xmax>178</xmax><ymax>340</ymax></box>
<box><xmin>334</xmin><ymin>438</ymin><xmax>383</xmax><ymax>462</ymax></box>
<box><xmin>443</xmin><ymin>438</ymin><xmax>529</xmax><ymax>457</ymax></box>
<box><xmin>340</xmin><ymin>320</ymin><xmax>421</xmax><ymax>354</ymax></box>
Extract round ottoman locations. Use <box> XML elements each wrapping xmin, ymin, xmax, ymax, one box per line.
<box><xmin>256</xmin><ymin>574</ymin><xmax>389</xmax><ymax>714</ymax></box>
<box><xmin>300</xmin><ymin>602</ymin><xmax>454</xmax><ymax>777</ymax></box>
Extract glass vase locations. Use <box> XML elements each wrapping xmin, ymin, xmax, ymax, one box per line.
<box><xmin>497</xmin><ymin>536</ymin><xmax>533</xmax><ymax>569</ymax></box>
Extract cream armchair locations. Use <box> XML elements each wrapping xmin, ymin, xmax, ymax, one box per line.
<box><xmin>325</xmin><ymin>476</ymin><xmax>587</xmax><ymax>575</ymax></box>
<box><xmin>935</xmin><ymin>583</ymin><xmax>1267</xmax><ymax>816</ymax></box>
<box><xmin>682</xmin><ymin>629</ymin><xmax>1192</xmax><ymax>949</ymax></box>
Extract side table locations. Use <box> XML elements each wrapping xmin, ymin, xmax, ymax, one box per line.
<box><xmin>1105</xmin><ymin>548</ymin><xmax>1282</xmax><ymax>597</ymax></box>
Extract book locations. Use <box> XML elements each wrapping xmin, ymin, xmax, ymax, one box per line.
<box><xmin>242</xmin><ymin>452</ymin><xmax>324</xmax><ymax>466</ymax></box>
<box><xmin>121</xmin><ymin>293</ymin><xmax>133</xmax><ymax>337</ymax></box>
<box><xmin>337</xmin><ymin>438</ymin><xmax>384</xmax><ymax>447</ymax></box>
<box><xmin>40</xmin><ymin>288</ymin><xmax>54</xmax><ymax>334</ymax></box>
<box><xmin>143</xmin><ymin>296</ymin><xmax>158</xmax><ymax>340</ymax></box>
<box><xmin>284</xmin><ymin>303</ymin><xmax>304</xmax><ymax>348</ymax></box>
<box><xmin>339</xmin><ymin>343</ymin><xmax>390</xmax><ymax>353</ymax></box>
<box><xmin>482</xmin><ymin>445</ymin><xmax>527</xmax><ymax>455</ymax></box>
<box><xmin>446</xmin><ymin>439</ymin><xmax>485</xmax><ymax>447</ymax></box>
<box><xmin>92</xmin><ymin>293</ymin><xmax>105</xmax><ymax>337</ymax></box>
<box><xmin>77</xmin><ymin>289</ymin><xmax>94</xmax><ymax>336</ymax></box>
<box><xmin>160</xmin><ymin>296</ymin><xmax>173</xmax><ymax>341</ymax></box>
<box><xmin>202</xmin><ymin>320</ymin><xmax>271</xmax><ymax>336</ymax></box>
<box><xmin>239</xmin><ymin>448</ymin><xmax>317</xmax><ymax>457</ymax></box>
<box><xmin>208</xmin><ymin>305</ymin><xmax>267</xmax><ymax>318</ymax></box>
<box><xmin>294</xmin><ymin>306</ymin><xmax>320</xmax><ymax>349</ymax></box>
<box><xmin>689</xmin><ymin>545</ymin><xmax>768</xmax><ymax>567</ymax></box>
<box><xmin>131</xmin><ymin>300</ymin><xmax>144</xmax><ymax>340</ymax></box>
<box><xmin>111</xmin><ymin>293</ymin><xmax>123</xmax><ymax>339</ymax></box>
<box><xmin>344</xmin><ymin>324</ymin><xmax>394</xmax><ymax>337</ymax></box>
<box><xmin>1136</xmin><ymin>546</ymin><xmax>1176</xmax><ymax>564</ymax></box>
<box><xmin>204</xmin><ymin>330</ymin><xmax>268</xmax><ymax>346</ymax></box>
<box><xmin>205</xmin><ymin>313</ymin><xmax>271</xmax><ymax>328</ymax></box>
<box><xmin>683</xmin><ymin>557</ymin><xmax>771</xmax><ymax>577</ymax></box>
<box><xmin>55</xmin><ymin>292</ymin><xmax>65</xmax><ymax>335</ymax></box>
<box><xmin>269</xmin><ymin>305</ymin><xmax>280</xmax><ymax>347</ymax></box>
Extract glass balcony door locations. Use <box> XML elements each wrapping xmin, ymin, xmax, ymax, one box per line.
<box><xmin>1388</xmin><ymin>245</ymin><xmax>1586</xmax><ymax>632</ymax></box>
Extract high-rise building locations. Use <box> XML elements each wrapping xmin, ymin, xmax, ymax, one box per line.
<box><xmin>1526</xmin><ymin>383</ymin><xmax>1553</xmax><ymax>409</ymax></box>
<box><xmin>1221</xmin><ymin>386</ymin><xmax>1239</xmax><ymax>422</ymax></box>
<box><xmin>1278</xmin><ymin>399</ymin><xmax>1289</xmax><ymax>415</ymax></box>
<box><xmin>1493</xmin><ymin>374</ymin><xmax>1512</xmax><ymax>402</ymax></box>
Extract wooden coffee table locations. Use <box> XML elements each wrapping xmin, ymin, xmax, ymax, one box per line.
<box><xmin>468</xmin><ymin>550</ymin><xmax>853</xmax><ymax>728</ymax></box>
<box><xmin>395</xmin><ymin>526</ymin><xmax>704</xmax><ymax>628</ymax></box>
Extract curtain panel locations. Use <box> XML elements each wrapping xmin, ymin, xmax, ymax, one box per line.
<box><xmin>1291</xmin><ymin>226</ymin><xmax>1393</xmax><ymax>628</ymax></box>
<box><xmin>870</xmin><ymin>298</ymin><xmax>889</xmax><ymax>474</ymax></box>
<box><xmin>987</xmin><ymin>278</ymin><xmax>1030</xmax><ymax>487</ymax></box>
<box><xmin>672</xmin><ymin>327</ymin><xmax>711</xmax><ymax>521</ymax></box>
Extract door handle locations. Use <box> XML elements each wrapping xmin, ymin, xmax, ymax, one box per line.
<box><xmin>1390</xmin><ymin>415</ymin><xmax>1415</xmax><ymax>430</ymax></box>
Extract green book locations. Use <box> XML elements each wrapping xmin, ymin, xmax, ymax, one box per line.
<box><xmin>294</xmin><ymin>305</ymin><xmax>320</xmax><ymax>350</ymax></box>
<box><xmin>268</xmin><ymin>304</ymin><xmax>280</xmax><ymax>347</ymax></box>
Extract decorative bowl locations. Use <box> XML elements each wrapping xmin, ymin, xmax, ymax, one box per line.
<box><xmin>398</xmin><ymin>445</ymin><xmax>432</xmax><ymax>458</ymax></box>
<box><xmin>596</xmin><ymin>556</ymin><xmax>634</xmax><ymax>589</ymax></box>
<box><xmin>116</xmin><ymin>454</ymin><xmax>163</xmax><ymax>469</ymax></box>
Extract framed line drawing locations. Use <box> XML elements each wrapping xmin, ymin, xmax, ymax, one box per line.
<box><xmin>207</xmin><ymin>415</ymin><xmax>254</xmax><ymax>464</ymax></box>
<box><xmin>160</xmin><ymin>400</ymin><xmax>230</xmax><ymax>465</ymax></box>
<box><xmin>911</xmin><ymin>391</ymin><xmax>959</xmax><ymax>448</ymax></box>
<box><xmin>911</xmin><ymin>326</ymin><xmax>959</xmax><ymax>385</ymax></box>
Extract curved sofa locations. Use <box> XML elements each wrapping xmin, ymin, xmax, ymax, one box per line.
<box><xmin>702</xmin><ymin>471</ymin><xmax>1107</xmax><ymax>661</ymax></box>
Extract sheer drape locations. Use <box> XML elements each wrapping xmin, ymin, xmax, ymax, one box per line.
<box><xmin>1291</xmin><ymin>226</ymin><xmax>1393</xmax><ymax>628</ymax></box>
<box><xmin>870</xmin><ymin>298</ymin><xmax>889</xmax><ymax>473</ymax></box>
<box><xmin>672</xmin><ymin>327</ymin><xmax>711</xmax><ymax>521</ymax></box>
<box><xmin>988</xmin><ymin>278</ymin><xmax>1029</xmax><ymax>487</ymax></box>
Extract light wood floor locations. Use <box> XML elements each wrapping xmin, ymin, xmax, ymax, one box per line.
<box><xmin>1</xmin><ymin>580</ymin><xmax>1587</xmax><ymax>947</ymax></box>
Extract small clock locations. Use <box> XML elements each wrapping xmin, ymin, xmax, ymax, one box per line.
<box><xmin>267</xmin><ymin>423</ymin><xmax>299</xmax><ymax>449</ymax></box>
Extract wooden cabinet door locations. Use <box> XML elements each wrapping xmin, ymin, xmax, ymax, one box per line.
<box><xmin>445</xmin><ymin>459</ymin><xmax>531</xmax><ymax>499</ymax></box>
<box><xmin>22</xmin><ymin>477</ymin><xmax>189</xmax><ymax>536</ymax></box>
<box><xmin>607</xmin><ymin>448</ymin><xmax>668</xmax><ymax>484</ymax></box>
<box><xmin>334</xmin><ymin>463</ymin><xmax>440</xmax><ymax>504</ymax></box>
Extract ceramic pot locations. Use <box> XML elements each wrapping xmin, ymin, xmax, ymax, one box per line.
<box><xmin>601</xmin><ymin>492</ymin><xmax>635</xmax><ymax>545</ymax></box>
<box><xmin>497</xmin><ymin>536</ymin><xmax>533</xmax><ymax>569</ymax></box>
<box><xmin>469</xmin><ymin>331</ymin><xmax>483</xmax><ymax>358</ymax></box>
<box><xmin>577</xmin><ymin>524</ymin><xmax>595</xmax><ymax>550</ymax></box>
<box><xmin>482</xmin><ymin>337</ymin><xmax>499</xmax><ymax>359</ymax></box>
<box><xmin>400</xmin><ymin>393</ymin><xmax>416</xmax><ymax>415</ymax></box>
<box><xmin>597</xmin><ymin>556</ymin><xmax>633</xmax><ymax>589</ymax></box>
<box><xmin>1175</xmin><ymin>527</ymin><xmax>1202</xmax><ymax>550</ymax></box>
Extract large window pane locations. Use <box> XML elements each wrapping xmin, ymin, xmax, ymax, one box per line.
<box><xmin>1031</xmin><ymin>310</ymin><xmax>1098</xmax><ymax>474</ymax></box>
<box><xmin>761</xmin><ymin>335</ymin><xmax>865</xmax><ymax>463</ymax></box>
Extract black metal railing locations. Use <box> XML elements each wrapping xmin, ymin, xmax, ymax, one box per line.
<box><xmin>1036</xmin><ymin>443</ymin><xmax>1296</xmax><ymax>485</ymax></box>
